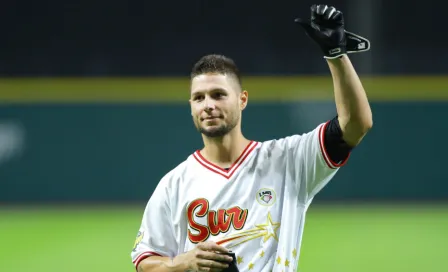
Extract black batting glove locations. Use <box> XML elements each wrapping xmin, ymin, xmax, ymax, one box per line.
<box><xmin>295</xmin><ymin>4</ymin><xmax>370</xmax><ymax>59</ymax></box>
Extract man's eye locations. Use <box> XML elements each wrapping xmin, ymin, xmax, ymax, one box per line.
<box><xmin>194</xmin><ymin>96</ymin><xmax>204</xmax><ymax>101</ymax></box>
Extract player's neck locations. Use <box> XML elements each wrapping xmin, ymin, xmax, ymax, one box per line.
<box><xmin>201</xmin><ymin>130</ymin><xmax>250</xmax><ymax>168</ymax></box>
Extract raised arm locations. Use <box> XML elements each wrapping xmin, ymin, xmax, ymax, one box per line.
<box><xmin>295</xmin><ymin>4</ymin><xmax>373</xmax><ymax>146</ymax></box>
<box><xmin>327</xmin><ymin>56</ymin><xmax>372</xmax><ymax>147</ymax></box>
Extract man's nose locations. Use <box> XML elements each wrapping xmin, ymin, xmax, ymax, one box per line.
<box><xmin>204</xmin><ymin>97</ymin><xmax>216</xmax><ymax>111</ymax></box>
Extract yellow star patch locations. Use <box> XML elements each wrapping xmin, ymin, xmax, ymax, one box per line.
<box><xmin>292</xmin><ymin>248</ymin><xmax>297</xmax><ymax>258</ymax></box>
<box><xmin>276</xmin><ymin>256</ymin><xmax>281</xmax><ymax>264</ymax></box>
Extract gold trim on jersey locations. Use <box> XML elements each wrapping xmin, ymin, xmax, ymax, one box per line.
<box><xmin>216</xmin><ymin>211</ymin><xmax>280</xmax><ymax>248</ymax></box>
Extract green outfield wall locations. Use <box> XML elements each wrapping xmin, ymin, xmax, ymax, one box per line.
<box><xmin>1</xmin><ymin>76</ymin><xmax>448</xmax><ymax>102</ymax></box>
<box><xmin>0</xmin><ymin>77</ymin><xmax>446</xmax><ymax>203</ymax></box>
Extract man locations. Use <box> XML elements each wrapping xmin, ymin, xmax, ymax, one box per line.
<box><xmin>132</xmin><ymin>4</ymin><xmax>372</xmax><ymax>272</ymax></box>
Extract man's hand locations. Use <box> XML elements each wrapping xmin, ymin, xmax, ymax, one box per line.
<box><xmin>295</xmin><ymin>4</ymin><xmax>370</xmax><ymax>59</ymax></box>
<box><xmin>172</xmin><ymin>241</ymin><xmax>233</xmax><ymax>272</ymax></box>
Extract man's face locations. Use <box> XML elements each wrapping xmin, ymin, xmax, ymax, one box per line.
<box><xmin>190</xmin><ymin>73</ymin><xmax>247</xmax><ymax>138</ymax></box>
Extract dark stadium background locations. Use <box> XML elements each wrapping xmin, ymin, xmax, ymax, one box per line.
<box><xmin>1</xmin><ymin>1</ymin><xmax>446</xmax><ymax>272</ymax></box>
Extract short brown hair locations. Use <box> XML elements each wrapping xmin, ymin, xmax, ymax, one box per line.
<box><xmin>191</xmin><ymin>54</ymin><xmax>242</xmax><ymax>86</ymax></box>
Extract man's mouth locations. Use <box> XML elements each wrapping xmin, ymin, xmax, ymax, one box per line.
<box><xmin>202</xmin><ymin>116</ymin><xmax>221</xmax><ymax>121</ymax></box>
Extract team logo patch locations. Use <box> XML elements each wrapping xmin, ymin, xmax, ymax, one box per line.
<box><xmin>133</xmin><ymin>231</ymin><xmax>144</xmax><ymax>252</ymax></box>
<box><xmin>256</xmin><ymin>188</ymin><xmax>276</xmax><ymax>206</ymax></box>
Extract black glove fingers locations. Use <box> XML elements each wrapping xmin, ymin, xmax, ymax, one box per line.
<box><xmin>316</xmin><ymin>4</ymin><xmax>328</xmax><ymax>15</ymax></box>
<box><xmin>332</xmin><ymin>10</ymin><xmax>343</xmax><ymax>21</ymax></box>
<box><xmin>325</xmin><ymin>6</ymin><xmax>337</xmax><ymax>20</ymax></box>
<box><xmin>310</xmin><ymin>4</ymin><xmax>318</xmax><ymax>20</ymax></box>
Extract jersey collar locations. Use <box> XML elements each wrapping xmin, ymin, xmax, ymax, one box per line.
<box><xmin>193</xmin><ymin>141</ymin><xmax>259</xmax><ymax>179</ymax></box>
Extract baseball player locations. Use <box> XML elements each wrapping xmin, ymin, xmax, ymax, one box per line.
<box><xmin>132</xmin><ymin>4</ymin><xmax>372</xmax><ymax>272</ymax></box>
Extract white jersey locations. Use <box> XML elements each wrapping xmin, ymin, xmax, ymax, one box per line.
<box><xmin>131</xmin><ymin>122</ymin><xmax>348</xmax><ymax>271</ymax></box>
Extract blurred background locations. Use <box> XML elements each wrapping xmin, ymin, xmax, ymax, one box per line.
<box><xmin>1</xmin><ymin>0</ymin><xmax>447</xmax><ymax>271</ymax></box>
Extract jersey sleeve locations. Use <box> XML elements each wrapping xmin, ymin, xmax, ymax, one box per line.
<box><xmin>284</xmin><ymin>121</ymin><xmax>350</xmax><ymax>202</ymax></box>
<box><xmin>131</xmin><ymin>178</ymin><xmax>178</xmax><ymax>269</ymax></box>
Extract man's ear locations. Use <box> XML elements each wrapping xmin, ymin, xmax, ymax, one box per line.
<box><xmin>240</xmin><ymin>90</ymin><xmax>248</xmax><ymax>110</ymax></box>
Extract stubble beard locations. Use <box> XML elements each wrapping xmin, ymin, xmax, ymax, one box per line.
<box><xmin>197</xmin><ymin>116</ymin><xmax>238</xmax><ymax>138</ymax></box>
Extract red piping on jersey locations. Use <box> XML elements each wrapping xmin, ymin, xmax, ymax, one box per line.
<box><xmin>319</xmin><ymin>121</ymin><xmax>350</xmax><ymax>169</ymax></box>
<box><xmin>193</xmin><ymin>141</ymin><xmax>258</xmax><ymax>179</ymax></box>
<box><xmin>133</xmin><ymin>251</ymin><xmax>163</xmax><ymax>269</ymax></box>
